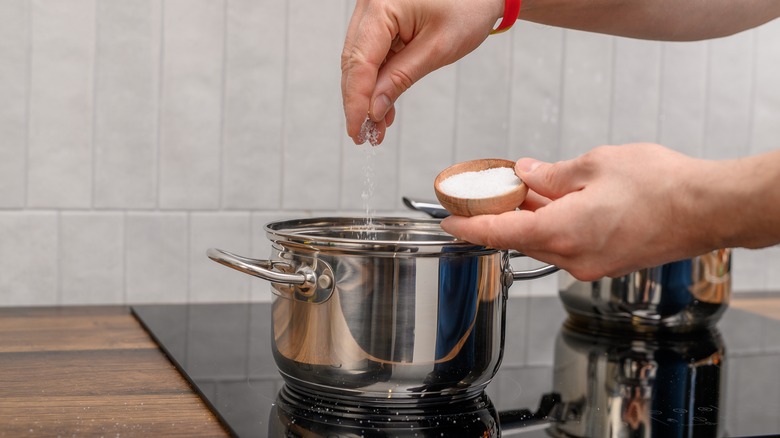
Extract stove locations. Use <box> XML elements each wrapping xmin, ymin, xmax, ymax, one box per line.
<box><xmin>133</xmin><ymin>295</ymin><xmax>780</xmax><ymax>437</ymax></box>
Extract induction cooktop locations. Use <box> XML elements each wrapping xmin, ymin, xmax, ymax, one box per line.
<box><xmin>133</xmin><ymin>295</ymin><xmax>780</xmax><ymax>437</ymax></box>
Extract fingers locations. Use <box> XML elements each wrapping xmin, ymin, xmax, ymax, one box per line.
<box><xmin>515</xmin><ymin>157</ymin><xmax>592</xmax><ymax>200</ymax></box>
<box><xmin>441</xmin><ymin>210</ymin><xmax>547</xmax><ymax>251</ymax></box>
<box><xmin>520</xmin><ymin>190</ymin><xmax>550</xmax><ymax>212</ymax></box>
<box><xmin>341</xmin><ymin>1</ymin><xmax>396</xmax><ymax>143</ymax></box>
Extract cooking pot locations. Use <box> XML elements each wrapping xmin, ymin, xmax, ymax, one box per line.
<box><xmin>403</xmin><ymin>197</ymin><xmax>732</xmax><ymax>334</ymax></box>
<box><xmin>208</xmin><ymin>216</ymin><xmax>558</xmax><ymax>401</ymax></box>
<box><xmin>559</xmin><ymin>249</ymin><xmax>731</xmax><ymax>334</ymax></box>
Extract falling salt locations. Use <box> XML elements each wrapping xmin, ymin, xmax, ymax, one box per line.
<box><xmin>439</xmin><ymin>167</ymin><xmax>521</xmax><ymax>199</ymax></box>
<box><xmin>359</xmin><ymin>132</ymin><xmax>379</xmax><ymax>240</ymax></box>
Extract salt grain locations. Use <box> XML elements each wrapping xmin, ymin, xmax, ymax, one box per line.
<box><xmin>358</xmin><ymin>117</ymin><xmax>380</xmax><ymax>146</ymax></box>
<box><xmin>439</xmin><ymin>167</ymin><xmax>521</xmax><ymax>199</ymax></box>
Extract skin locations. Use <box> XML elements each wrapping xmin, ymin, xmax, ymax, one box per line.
<box><xmin>340</xmin><ymin>0</ymin><xmax>780</xmax><ymax>280</ymax></box>
<box><xmin>443</xmin><ymin>144</ymin><xmax>780</xmax><ymax>280</ymax></box>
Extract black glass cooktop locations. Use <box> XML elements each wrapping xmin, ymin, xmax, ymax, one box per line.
<box><xmin>133</xmin><ymin>296</ymin><xmax>780</xmax><ymax>437</ymax></box>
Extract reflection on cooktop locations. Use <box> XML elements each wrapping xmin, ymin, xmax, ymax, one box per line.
<box><xmin>133</xmin><ymin>296</ymin><xmax>780</xmax><ymax>437</ymax></box>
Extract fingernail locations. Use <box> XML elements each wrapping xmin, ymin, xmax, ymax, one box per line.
<box><xmin>516</xmin><ymin>159</ymin><xmax>542</xmax><ymax>173</ymax></box>
<box><xmin>371</xmin><ymin>94</ymin><xmax>391</xmax><ymax>121</ymax></box>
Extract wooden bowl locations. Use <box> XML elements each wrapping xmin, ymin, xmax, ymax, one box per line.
<box><xmin>434</xmin><ymin>158</ymin><xmax>528</xmax><ymax>217</ymax></box>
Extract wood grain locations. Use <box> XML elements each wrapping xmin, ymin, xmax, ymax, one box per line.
<box><xmin>0</xmin><ymin>306</ymin><xmax>227</xmax><ymax>437</ymax></box>
<box><xmin>730</xmin><ymin>297</ymin><xmax>780</xmax><ymax>322</ymax></box>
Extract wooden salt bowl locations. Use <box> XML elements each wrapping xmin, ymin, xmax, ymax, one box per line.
<box><xmin>434</xmin><ymin>158</ymin><xmax>528</xmax><ymax>217</ymax></box>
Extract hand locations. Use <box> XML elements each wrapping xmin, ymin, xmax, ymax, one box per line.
<box><xmin>341</xmin><ymin>0</ymin><xmax>503</xmax><ymax>144</ymax></box>
<box><xmin>440</xmin><ymin>143</ymin><xmax>729</xmax><ymax>280</ymax></box>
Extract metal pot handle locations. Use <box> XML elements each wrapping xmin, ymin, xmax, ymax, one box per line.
<box><xmin>508</xmin><ymin>250</ymin><xmax>559</xmax><ymax>281</ymax></box>
<box><xmin>402</xmin><ymin>197</ymin><xmax>559</xmax><ymax>280</ymax></box>
<box><xmin>207</xmin><ymin>249</ymin><xmax>335</xmax><ymax>303</ymax></box>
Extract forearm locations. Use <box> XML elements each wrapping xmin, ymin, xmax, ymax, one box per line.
<box><xmin>691</xmin><ymin>149</ymin><xmax>780</xmax><ymax>252</ymax></box>
<box><xmin>521</xmin><ymin>0</ymin><xmax>780</xmax><ymax>41</ymax></box>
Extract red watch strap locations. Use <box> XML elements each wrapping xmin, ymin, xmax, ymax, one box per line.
<box><xmin>490</xmin><ymin>0</ymin><xmax>522</xmax><ymax>35</ymax></box>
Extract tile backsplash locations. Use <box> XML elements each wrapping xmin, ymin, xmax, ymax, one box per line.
<box><xmin>1</xmin><ymin>0</ymin><xmax>778</xmax><ymax>305</ymax></box>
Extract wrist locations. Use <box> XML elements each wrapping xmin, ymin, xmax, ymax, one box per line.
<box><xmin>491</xmin><ymin>0</ymin><xmax>522</xmax><ymax>34</ymax></box>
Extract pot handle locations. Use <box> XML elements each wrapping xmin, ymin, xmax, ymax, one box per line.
<box><xmin>508</xmin><ymin>250</ymin><xmax>559</xmax><ymax>281</ymax></box>
<box><xmin>207</xmin><ymin>248</ymin><xmax>334</xmax><ymax>302</ymax></box>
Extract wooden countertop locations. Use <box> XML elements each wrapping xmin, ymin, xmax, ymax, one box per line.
<box><xmin>1</xmin><ymin>295</ymin><xmax>778</xmax><ymax>436</ymax></box>
<box><xmin>0</xmin><ymin>306</ymin><xmax>227</xmax><ymax>437</ymax></box>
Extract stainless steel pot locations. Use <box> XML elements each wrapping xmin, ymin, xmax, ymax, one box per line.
<box><xmin>559</xmin><ymin>249</ymin><xmax>731</xmax><ymax>333</ymax></box>
<box><xmin>404</xmin><ymin>197</ymin><xmax>732</xmax><ymax>333</ymax></box>
<box><xmin>208</xmin><ymin>216</ymin><xmax>558</xmax><ymax>401</ymax></box>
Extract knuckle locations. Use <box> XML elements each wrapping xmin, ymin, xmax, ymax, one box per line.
<box><xmin>386</xmin><ymin>68</ymin><xmax>415</xmax><ymax>94</ymax></box>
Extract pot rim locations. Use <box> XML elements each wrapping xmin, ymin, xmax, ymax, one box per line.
<box><xmin>264</xmin><ymin>216</ymin><xmax>491</xmax><ymax>252</ymax></box>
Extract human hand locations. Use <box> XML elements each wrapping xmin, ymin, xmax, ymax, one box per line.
<box><xmin>341</xmin><ymin>0</ymin><xmax>504</xmax><ymax>144</ymax></box>
<box><xmin>440</xmin><ymin>143</ymin><xmax>727</xmax><ymax>280</ymax></box>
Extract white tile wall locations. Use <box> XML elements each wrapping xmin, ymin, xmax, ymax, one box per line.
<box><xmin>559</xmin><ymin>30</ymin><xmax>613</xmax><ymax>158</ymax></box>
<box><xmin>0</xmin><ymin>1</ymin><xmax>28</xmax><ymax>209</ymax></box>
<box><xmin>60</xmin><ymin>212</ymin><xmax>124</xmax><ymax>304</ymax></box>
<box><xmin>125</xmin><ymin>211</ymin><xmax>188</xmax><ymax>303</ymax></box>
<box><xmin>94</xmin><ymin>0</ymin><xmax>161</xmax><ymax>209</ymax></box>
<box><xmin>159</xmin><ymin>0</ymin><xmax>224</xmax><ymax>209</ymax></box>
<box><xmin>0</xmin><ymin>212</ymin><xmax>57</xmax><ymax>305</ymax></box>
<box><xmin>0</xmin><ymin>2</ymin><xmax>778</xmax><ymax>306</ymax></box>
<box><xmin>611</xmin><ymin>38</ymin><xmax>661</xmax><ymax>144</ymax></box>
<box><xmin>658</xmin><ymin>41</ymin><xmax>708</xmax><ymax>157</ymax></box>
<box><xmin>27</xmin><ymin>0</ymin><xmax>95</xmax><ymax>208</ymax></box>
<box><xmin>222</xmin><ymin>0</ymin><xmax>285</xmax><ymax>210</ymax></box>
<box><xmin>509</xmin><ymin>23</ymin><xmax>564</xmax><ymax>163</ymax></box>
<box><xmin>705</xmin><ymin>31</ymin><xmax>754</xmax><ymax>160</ymax></box>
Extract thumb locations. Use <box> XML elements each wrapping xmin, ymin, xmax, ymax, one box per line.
<box><xmin>515</xmin><ymin>158</ymin><xmax>585</xmax><ymax>200</ymax></box>
<box><xmin>369</xmin><ymin>37</ymin><xmax>438</xmax><ymax>121</ymax></box>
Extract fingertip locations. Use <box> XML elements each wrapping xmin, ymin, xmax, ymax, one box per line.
<box><xmin>370</xmin><ymin>94</ymin><xmax>392</xmax><ymax>122</ymax></box>
<box><xmin>515</xmin><ymin>158</ymin><xmax>543</xmax><ymax>175</ymax></box>
<box><xmin>385</xmin><ymin>104</ymin><xmax>396</xmax><ymax>128</ymax></box>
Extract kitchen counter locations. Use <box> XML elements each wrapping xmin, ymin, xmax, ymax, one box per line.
<box><xmin>0</xmin><ymin>306</ymin><xmax>227</xmax><ymax>437</ymax></box>
<box><xmin>1</xmin><ymin>294</ymin><xmax>778</xmax><ymax>436</ymax></box>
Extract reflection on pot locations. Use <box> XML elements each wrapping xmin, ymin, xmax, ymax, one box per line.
<box><xmin>549</xmin><ymin>322</ymin><xmax>726</xmax><ymax>438</ymax></box>
<box><xmin>270</xmin><ymin>244</ymin><xmax>507</xmax><ymax>400</ymax></box>
<box><xmin>268</xmin><ymin>384</ymin><xmax>500</xmax><ymax>438</ymax></box>
<box><xmin>265</xmin><ymin>321</ymin><xmax>726</xmax><ymax>438</ymax></box>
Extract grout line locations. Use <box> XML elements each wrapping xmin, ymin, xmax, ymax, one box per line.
<box><xmin>90</xmin><ymin>0</ymin><xmax>99</xmax><ymax>209</ymax></box>
<box><xmin>746</xmin><ymin>29</ymin><xmax>758</xmax><ymax>156</ymax></box>
<box><xmin>606</xmin><ymin>36</ymin><xmax>616</xmax><ymax>145</ymax></box>
<box><xmin>279</xmin><ymin>0</ymin><xmax>290</xmax><ymax>209</ymax></box>
<box><xmin>185</xmin><ymin>211</ymin><xmax>191</xmax><ymax>302</ymax></box>
<box><xmin>23</xmin><ymin>1</ymin><xmax>32</xmax><ymax>209</ymax></box>
<box><xmin>246</xmin><ymin>212</ymin><xmax>252</xmax><ymax>302</ymax></box>
<box><xmin>505</xmin><ymin>30</ymin><xmax>515</xmax><ymax>159</ymax></box>
<box><xmin>555</xmin><ymin>30</ymin><xmax>566</xmax><ymax>160</ymax></box>
<box><xmin>122</xmin><ymin>211</ymin><xmax>127</xmax><ymax>304</ymax></box>
<box><xmin>394</xmin><ymin>98</ymin><xmax>404</xmax><ymax>209</ymax></box>
<box><xmin>56</xmin><ymin>211</ymin><xmax>62</xmax><ymax>305</ymax></box>
<box><xmin>451</xmin><ymin>63</ymin><xmax>460</xmax><ymax>164</ymax></box>
<box><xmin>701</xmin><ymin>41</ymin><xmax>712</xmax><ymax>159</ymax></box>
<box><xmin>218</xmin><ymin>0</ymin><xmax>228</xmax><ymax>209</ymax></box>
<box><xmin>653</xmin><ymin>41</ymin><xmax>662</xmax><ymax>144</ymax></box>
<box><xmin>337</xmin><ymin>0</ymin><xmax>350</xmax><ymax>211</ymax></box>
<box><xmin>657</xmin><ymin>43</ymin><xmax>666</xmax><ymax>145</ymax></box>
<box><xmin>155</xmin><ymin>0</ymin><xmax>166</xmax><ymax>209</ymax></box>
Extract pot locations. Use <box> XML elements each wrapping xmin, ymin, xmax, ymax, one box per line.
<box><xmin>403</xmin><ymin>197</ymin><xmax>732</xmax><ymax>334</ymax></box>
<box><xmin>208</xmin><ymin>216</ymin><xmax>558</xmax><ymax>401</ymax></box>
<box><xmin>559</xmin><ymin>249</ymin><xmax>731</xmax><ymax>334</ymax></box>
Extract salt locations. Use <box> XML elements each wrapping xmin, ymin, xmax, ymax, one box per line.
<box><xmin>358</xmin><ymin>117</ymin><xmax>380</xmax><ymax>146</ymax></box>
<box><xmin>439</xmin><ymin>167</ymin><xmax>521</xmax><ymax>199</ymax></box>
